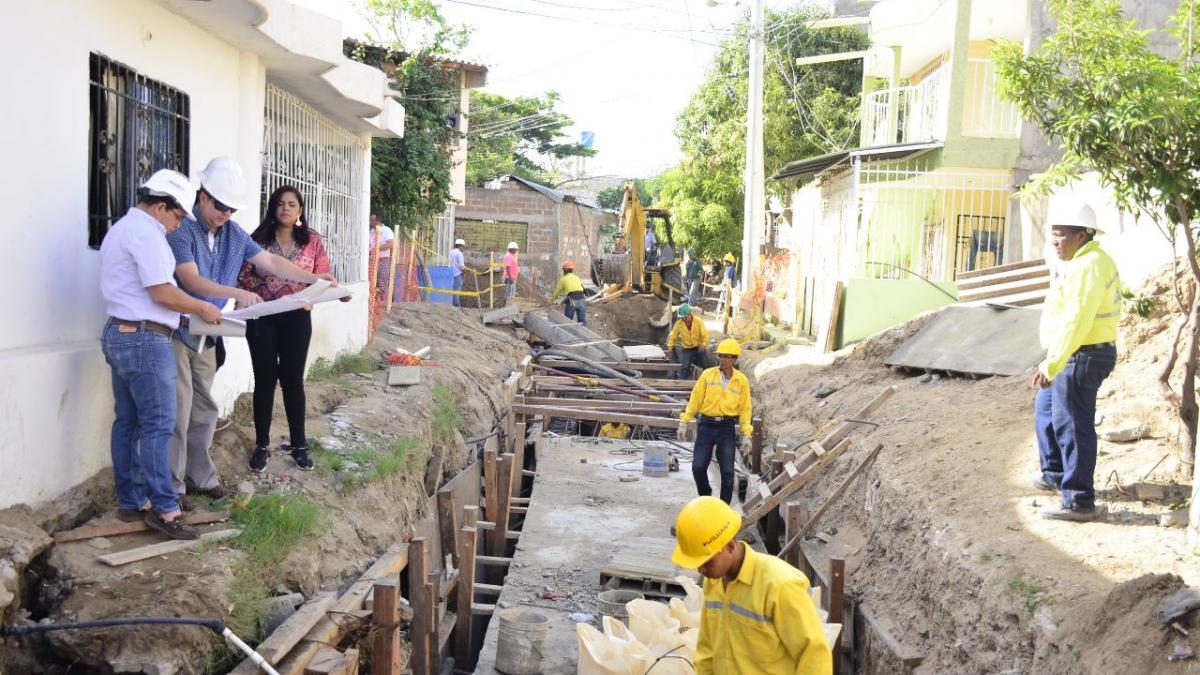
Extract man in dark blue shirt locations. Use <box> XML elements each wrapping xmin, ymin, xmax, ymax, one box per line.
<box><xmin>167</xmin><ymin>157</ymin><xmax>335</xmax><ymax>505</ymax></box>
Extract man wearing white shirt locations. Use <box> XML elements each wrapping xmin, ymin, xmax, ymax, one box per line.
<box><xmin>449</xmin><ymin>238</ymin><xmax>467</xmax><ymax>308</ymax></box>
<box><xmin>99</xmin><ymin>170</ymin><xmax>222</xmax><ymax>540</ymax></box>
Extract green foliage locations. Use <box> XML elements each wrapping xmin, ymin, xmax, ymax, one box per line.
<box><xmin>432</xmin><ymin>384</ymin><xmax>460</xmax><ymax>440</ymax></box>
<box><xmin>307</xmin><ymin>350</ymin><xmax>376</xmax><ymax>382</ymax></box>
<box><xmin>596</xmin><ymin>179</ymin><xmax>658</xmax><ymax>211</ymax></box>
<box><xmin>659</xmin><ymin>6</ymin><xmax>869</xmax><ymax>256</ymax></box>
<box><xmin>1122</xmin><ymin>287</ymin><xmax>1156</xmax><ymax>318</ymax></box>
<box><xmin>992</xmin><ymin>0</ymin><xmax>1200</xmax><ymax>231</ymax></box>
<box><xmin>466</xmin><ymin>90</ymin><xmax>594</xmax><ymax>186</ymax></box>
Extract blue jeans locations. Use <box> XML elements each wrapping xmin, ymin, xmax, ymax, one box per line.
<box><xmin>505</xmin><ymin>278</ymin><xmax>516</xmax><ymax>298</ymax></box>
<box><xmin>101</xmin><ymin>323</ymin><xmax>180</xmax><ymax>514</ymax></box>
<box><xmin>564</xmin><ymin>296</ymin><xmax>587</xmax><ymax>326</ymax></box>
<box><xmin>687</xmin><ymin>279</ymin><xmax>701</xmax><ymax>306</ymax></box>
<box><xmin>692</xmin><ymin>420</ymin><xmax>736</xmax><ymax>503</ymax></box>
<box><xmin>673</xmin><ymin>346</ymin><xmax>707</xmax><ymax>380</ymax></box>
<box><xmin>452</xmin><ymin>274</ymin><xmax>463</xmax><ymax>307</ymax></box>
<box><xmin>1035</xmin><ymin>344</ymin><xmax>1117</xmax><ymax>509</ymax></box>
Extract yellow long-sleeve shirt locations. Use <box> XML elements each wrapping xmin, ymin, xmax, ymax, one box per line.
<box><xmin>680</xmin><ymin>366</ymin><xmax>753</xmax><ymax>436</ymax></box>
<box><xmin>667</xmin><ymin>316</ymin><xmax>709</xmax><ymax>350</ymax></box>
<box><xmin>696</xmin><ymin>543</ymin><xmax>832</xmax><ymax>675</ymax></box>
<box><xmin>549</xmin><ymin>272</ymin><xmax>584</xmax><ymax>301</ymax></box>
<box><xmin>1039</xmin><ymin>240</ymin><xmax>1121</xmax><ymax>379</ymax></box>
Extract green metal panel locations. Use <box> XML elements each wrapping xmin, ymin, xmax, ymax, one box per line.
<box><xmin>838</xmin><ymin>277</ymin><xmax>958</xmax><ymax>347</ymax></box>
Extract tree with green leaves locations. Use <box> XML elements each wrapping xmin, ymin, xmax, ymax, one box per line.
<box><xmin>658</xmin><ymin>6</ymin><xmax>869</xmax><ymax>257</ymax></box>
<box><xmin>596</xmin><ymin>178</ymin><xmax>656</xmax><ymax>211</ymax></box>
<box><xmin>993</xmin><ymin>0</ymin><xmax>1200</xmax><ymax>541</ymax></box>
<box><xmin>465</xmin><ymin>90</ymin><xmax>594</xmax><ymax>186</ymax></box>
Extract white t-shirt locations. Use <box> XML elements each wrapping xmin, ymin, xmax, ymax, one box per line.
<box><xmin>449</xmin><ymin>247</ymin><xmax>465</xmax><ymax>277</ymax></box>
<box><xmin>99</xmin><ymin>208</ymin><xmax>181</xmax><ymax>328</ymax></box>
<box><xmin>371</xmin><ymin>225</ymin><xmax>395</xmax><ymax>259</ymax></box>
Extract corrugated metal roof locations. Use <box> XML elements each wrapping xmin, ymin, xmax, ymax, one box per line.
<box><xmin>770</xmin><ymin>141</ymin><xmax>942</xmax><ymax>181</ymax></box>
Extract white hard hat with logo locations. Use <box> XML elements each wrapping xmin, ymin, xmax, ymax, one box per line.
<box><xmin>1046</xmin><ymin>201</ymin><xmax>1103</xmax><ymax>235</ymax></box>
<box><xmin>141</xmin><ymin>169</ymin><xmax>197</xmax><ymax>221</ymax></box>
<box><xmin>507</xmin><ymin>241</ymin><xmax>519</xmax><ymax>250</ymax></box>
<box><xmin>455</xmin><ymin>238</ymin><xmax>466</xmax><ymax>246</ymax></box>
<box><xmin>198</xmin><ymin>156</ymin><xmax>246</xmax><ymax>212</ymax></box>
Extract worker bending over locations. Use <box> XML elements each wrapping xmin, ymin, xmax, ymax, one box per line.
<box><xmin>667</xmin><ymin>303</ymin><xmax>709</xmax><ymax>380</ymax></box>
<box><xmin>549</xmin><ymin>260</ymin><xmax>587</xmax><ymax>326</ymax></box>
<box><xmin>679</xmin><ymin>339</ymin><xmax>752</xmax><ymax>503</ymax></box>
<box><xmin>1032</xmin><ymin>203</ymin><xmax>1120</xmax><ymax>522</ymax></box>
<box><xmin>597</xmin><ymin>422</ymin><xmax>630</xmax><ymax>439</ymax></box>
<box><xmin>673</xmin><ymin>496</ymin><xmax>832</xmax><ymax>675</ymax></box>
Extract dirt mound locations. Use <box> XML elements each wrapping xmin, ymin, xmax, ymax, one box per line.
<box><xmin>1</xmin><ymin>305</ymin><xmax>528</xmax><ymax>673</ymax></box>
<box><xmin>747</xmin><ymin>263</ymin><xmax>1200</xmax><ymax>673</ymax></box>
<box><xmin>584</xmin><ymin>294</ymin><xmax>670</xmax><ymax>346</ymax></box>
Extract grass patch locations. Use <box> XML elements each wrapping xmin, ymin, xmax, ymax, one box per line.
<box><xmin>371</xmin><ymin>436</ymin><xmax>422</xmax><ymax>482</ymax></box>
<box><xmin>432</xmin><ymin>384</ymin><xmax>460</xmax><ymax>440</ymax></box>
<box><xmin>309</xmin><ymin>439</ymin><xmax>344</xmax><ymax>473</ymax></box>
<box><xmin>307</xmin><ymin>350</ymin><xmax>376</xmax><ymax>382</ymax></box>
<box><xmin>1006</xmin><ymin>574</ymin><xmax>1048</xmax><ymax>615</ymax></box>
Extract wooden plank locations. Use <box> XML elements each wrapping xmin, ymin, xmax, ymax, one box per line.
<box><xmin>859</xmin><ymin>602</ymin><xmax>925</xmax><ymax>667</ymax></box>
<box><xmin>257</xmin><ymin>591</ymin><xmax>337</xmax><ymax>666</ymax></box>
<box><xmin>784</xmin><ymin>503</ymin><xmax>802</xmax><ymax>568</ymax></box>
<box><xmin>751</xmin><ymin>417</ymin><xmax>764</xmax><ymax>473</ymax></box>
<box><xmin>409</xmin><ymin>538</ymin><xmax>432</xmax><ymax>675</ymax></box>
<box><xmin>531</xmin><ymin>374</ymin><xmax>695</xmax><ymax>388</ymax></box>
<box><xmin>471</xmin><ymin>603</ymin><xmax>496</xmax><ymax>616</ymax></box>
<box><xmin>474</xmin><ymin>582</ymin><xmax>502</xmax><ymax>596</ymax></box>
<box><xmin>513</xmin><ymin>405</ymin><xmax>680</xmax><ymax>429</ymax></box>
<box><xmin>491</xmin><ymin>454</ymin><xmax>514</xmax><ymax>555</ymax></box>
<box><xmin>97</xmin><ymin>528</ymin><xmax>239</xmax><ymax>566</ymax></box>
<box><xmin>738</xmin><ymin>439</ymin><xmax>853</xmax><ymax>534</ymax></box>
<box><xmin>829</xmin><ymin>558</ymin><xmax>845</xmax><ymax>675</ymax></box>
<box><xmin>437</xmin><ymin>489</ymin><xmax>461</xmax><ymax>571</ymax></box>
<box><xmin>797</xmin><ymin>444</ymin><xmax>884</xmax><ymax>540</ymax></box>
<box><xmin>540</xmin><ymin>358</ymin><xmax>683</xmax><ymax>372</ymax></box>
<box><xmin>483</xmin><ymin>449</ymin><xmax>499</xmax><ymax>529</ymax></box>
<box><xmin>273</xmin><ymin>544</ymin><xmax>409</xmax><ymax>675</ymax></box>
<box><xmin>512</xmin><ymin>421</ymin><xmax>527</xmax><ymax>498</ymax></box>
<box><xmin>818</xmin><ymin>387</ymin><xmax>896</xmax><ymax>451</ymax></box>
<box><xmin>757</xmin><ymin>483</ymin><xmax>773</xmax><ymax>500</ymax></box>
<box><xmin>454</xmin><ymin>526</ymin><xmax>478</xmax><ymax>671</ymax></box>
<box><xmin>822</xmin><ymin>281</ymin><xmax>845</xmax><ymax>353</ymax></box>
<box><xmin>305</xmin><ymin>647</ymin><xmax>359</xmax><ymax>675</ymax></box>
<box><xmin>518</xmin><ymin>396</ymin><xmax>685</xmax><ymax>411</ymax></box>
<box><xmin>476</xmin><ymin>555</ymin><xmax>512</xmax><ymax>566</ymax></box>
<box><xmin>54</xmin><ymin>511</ymin><xmax>231</xmax><ymax>544</ymax></box>
<box><xmin>371</xmin><ymin>581</ymin><xmax>402</xmax><ymax>675</ymax></box>
<box><xmin>784</xmin><ymin>462</ymin><xmax>799</xmax><ymax>479</ymax></box>
<box><xmin>600</xmin><ymin>537</ymin><xmax>696</xmax><ymax>589</ymax></box>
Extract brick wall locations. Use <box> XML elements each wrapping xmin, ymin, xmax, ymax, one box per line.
<box><xmin>458</xmin><ymin>181</ymin><xmax>558</xmax><ymax>291</ymax></box>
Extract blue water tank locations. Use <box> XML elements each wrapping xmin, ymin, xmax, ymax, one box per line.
<box><xmin>426</xmin><ymin>266</ymin><xmax>455</xmax><ymax>304</ymax></box>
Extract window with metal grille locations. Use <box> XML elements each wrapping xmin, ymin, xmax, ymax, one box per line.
<box><xmin>88</xmin><ymin>53</ymin><xmax>190</xmax><ymax>248</ymax></box>
<box><xmin>453</xmin><ymin>219</ymin><xmax>528</xmax><ymax>254</ymax></box>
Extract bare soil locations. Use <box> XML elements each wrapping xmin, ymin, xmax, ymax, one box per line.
<box><xmin>0</xmin><ymin>305</ymin><xmax>528</xmax><ymax>673</ymax></box>
<box><xmin>747</xmin><ymin>265</ymin><xmax>1200</xmax><ymax>673</ymax></box>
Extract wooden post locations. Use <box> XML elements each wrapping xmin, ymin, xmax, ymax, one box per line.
<box><xmin>371</xmin><ymin>580</ymin><xmax>402</xmax><ymax>675</ymax></box>
<box><xmin>489</xmin><ymin>251</ymin><xmax>495</xmax><ymax>309</ymax></box>
<box><xmin>408</xmin><ymin>538</ymin><xmax>431</xmax><ymax>675</ymax></box>
<box><xmin>437</xmin><ymin>489</ymin><xmax>461</xmax><ymax>572</ymax></box>
<box><xmin>751</xmin><ymin>416</ymin><xmax>764</xmax><ymax>474</ymax></box>
<box><xmin>512</xmin><ymin>422</ymin><xmax>527</xmax><ymax>498</ymax></box>
<box><xmin>406</xmin><ymin>230</ymin><xmax>418</xmax><ymax>303</ymax></box>
<box><xmin>454</xmin><ymin>526</ymin><xmax>478</xmax><ymax>671</ymax></box>
<box><xmin>490</xmin><ymin>454</ymin><xmax>514</xmax><ymax>556</ymax></box>
<box><xmin>483</xmin><ymin>449</ymin><xmax>499</xmax><ymax>531</ymax></box>
<box><xmin>829</xmin><ymin>557</ymin><xmax>846</xmax><ymax>675</ymax></box>
<box><xmin>784</xmin><ymin>502</ymin><xmax>802</xmax><ymax>568</ymax></box>
<box><xmin>384</xmin><ymin>225</ymin><xmax>399</xmax><ymax>314</ymax></box>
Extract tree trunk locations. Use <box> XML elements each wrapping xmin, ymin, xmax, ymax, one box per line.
<box><xmin>1183</xmin><ymin>292</ymin><xmax>1200</xmax><ymax>546</ymax></box>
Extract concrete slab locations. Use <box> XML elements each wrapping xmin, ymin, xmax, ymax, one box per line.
<box><xmin>387</xmin><ymin>365</ymin><xmax>421</xmax><ymax>386</ymax></box>
<box><xmin>473</xmin><ymin>435</ymin><xmax>700</xmax><ymax>674</ymax></box>
<box><xmin>481</xmin><ymin>305</ymin><xmax>519</xmax><ymax>325</ymax></box>
<box><xmin>883</xmin><ymin>305</ymin><xmax>1044</xmax><ymax>376</ymax></box>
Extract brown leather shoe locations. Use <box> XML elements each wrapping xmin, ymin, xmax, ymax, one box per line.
<box><xmin>116</xmin><ymin>508</ymin><xmax>147</xmax><ymax>522</ymax></box>
<box><xmin>177</xmin><ymin>494</ymin><xmax>196</xmax><ymax>512</ymax></box>
<box><xmin>143</xmin><ymin>511</ymin><xmax>199</xmax><ymax>540</ymax></box>
<box><xmin>188</xmin><ymin>484</ymin><xmax>227</xmax><ymax>500</ymax></box>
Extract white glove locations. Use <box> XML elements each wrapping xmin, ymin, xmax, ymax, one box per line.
<box><xmin>678</xmin><ymin>420</ymin><xmax>694</xmax><ymax>442</ymax></box>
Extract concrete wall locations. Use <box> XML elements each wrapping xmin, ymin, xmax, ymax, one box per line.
<box><xmin>0</xmin><ymin>0</ymin><xmax>371</xmax><ymax>510</ymax></box>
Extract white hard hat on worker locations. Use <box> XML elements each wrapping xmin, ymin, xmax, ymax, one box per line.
<box><xmin>197</xmin><ymin>156</ymin><xmax>246</xmax><ymax>212</ymax></box>
<box><xmin>1046</xmin><ymin>201</ymin><xmax>1103</xmax><ymax>235</ymax></box>
<box><xmin>507</xmin><ymin>241</ymin><xmax>519</xmax><ymax>251</ymax></box>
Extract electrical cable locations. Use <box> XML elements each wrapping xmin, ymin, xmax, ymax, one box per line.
<box><xmin>864</xmin><ymin>261</ymin><xmax>960</xmax><ymax>302</ymax></box>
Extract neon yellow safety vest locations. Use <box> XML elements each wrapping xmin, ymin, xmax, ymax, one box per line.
<box><xmin>549</xmin><ymin>272</ymin><xmax>584</xmax><ymax>301</ymax></box>
<box><xmin>1039</xmin><ymin>240</ymin><xmax>1121</xmax><ymax>380</ymax></box>
<box><xmin>696</xmin><ymin>543</ymin><xmax>832</xmax><ymax>675</ymax></box>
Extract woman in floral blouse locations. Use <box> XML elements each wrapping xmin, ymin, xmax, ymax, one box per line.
<box><xmin>239</xmin><ymin>185</ymin><xmax>346</xmax><ymax>473</ymax></box>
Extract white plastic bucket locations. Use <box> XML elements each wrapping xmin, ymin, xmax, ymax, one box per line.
<box><xmin>495</xmin><ymin>608</ymin><xmax>549</xmax><ymax>675</ymax></box>
<box><xmin>643</xmin><ymin>445</ymin><xmax>669</xmax><ymax>477</ymax></box>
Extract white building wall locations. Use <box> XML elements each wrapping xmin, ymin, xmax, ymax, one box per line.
<box><xmin>0</xmin><ymin>0</ymin><xmax>371</xmax><ymax>510</ymax></box>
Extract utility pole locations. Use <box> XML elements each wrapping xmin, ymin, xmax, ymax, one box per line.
<box><xmin>741</xmin><ymin>0</ymin><xmax>766</xmax><ymax>290</ymax></box>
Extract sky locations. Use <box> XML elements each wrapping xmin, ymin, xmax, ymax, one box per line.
<box><xmin>298</xmin><ymin>0</ymin><xmax>831</xmax><ymax>180</ymax></box>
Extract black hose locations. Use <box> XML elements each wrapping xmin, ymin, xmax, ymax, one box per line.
<box><xmin>2</xmin><ymin>617</ymin><xmax>225</xmax><ymax>636</ymax></box>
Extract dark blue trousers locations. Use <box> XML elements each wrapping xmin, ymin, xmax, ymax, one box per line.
<box><xmin>1035</xmin><ymin>344</ymin><xmax>1116</xmax><ymax>509</ymax></box>
<box><xmin>673</xmin><ymin>346</ymin><xmax>707</xmax><ymax>380</ymax></box>
<box><xmin>692</xmin><ymin>420</ymin><xmax>737</xmax><ymax>503</ymax></box>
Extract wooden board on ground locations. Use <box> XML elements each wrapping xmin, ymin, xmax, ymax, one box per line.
<box><xmin>884</xmin><ymin>304</ymin><xmax>1044</xmax><ymax>376</ymax></box>
<box><xmin>251</xmin><ymin>591</ymin><xmax>337</xmax><ymax>666</ymax></box>
<box><xmin>54</xmin><ymin>511</ymin><xmax>230</xmax><ymax>543</ymax></box>
<box><xmin>600</xmin><ymin>537</ymin><xmax>699</xmax><ymax>597</ymax></box>
<box><xmin>513</xmin><ymin>404</ymin><xmax>679</xmax><ymax>429</ymax></box>
<box><xmin>387</xmin><ymin>365</ymin><xmax>422</xmax><ymax>386</ymax></box>
<box><xmin>96</xmin><ymin>528</ymin><xmax>240</xmax><ymax>566</ymax></box>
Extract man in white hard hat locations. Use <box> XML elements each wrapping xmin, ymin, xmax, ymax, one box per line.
<box><xmin>449</xmin><ymin>238</ymin><xmax>467</xmax><ymax>308</ymax></box>
<box><xmin>100</xmin><ymin>170</ymin><xmax>223</xmax><ymax>540</ymax></box>
<box><xmin>1031</xmin><ymin>203</ymin><xmax>1120</xmax><ymax>522</ymax></box>
<box><xmin>167</xmin><ymin>156</ymin><xmax>338</xmax><ymax>503</ymax></box>
<box><xmin>503</xmin><ymin>241</ymin><xmax>520</xmax><ymax>299</ymax></box>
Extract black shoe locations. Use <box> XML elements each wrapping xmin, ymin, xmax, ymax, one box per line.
<box><xmin>288</xmin><ymin>445</ymin><xmax>315</xmax><ymax>471</ymax></box>
<box><xmin>250</xmin><ymin>447</ymin><xmax>269</xmax><ymax>473</ymax></box>
<box><xmin>143</xmin><ymin>511</ymin><xmax>199</xmax><ymax>540</ymax></box>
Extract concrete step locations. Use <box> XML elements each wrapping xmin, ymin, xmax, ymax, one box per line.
<box><xmin>956</xmin><ymin>265</ymin><xmax>1050</xmax><ymax>291</ymax></box>
<box><xmin>958</xmin><ymin>277</ymin><xmax>1051</xmax><ymax>302</ymax></box>
<box><xmin>956</xmin><ymin>258</ymin><xmax>1047</xmax><ymax>281</ymax></box>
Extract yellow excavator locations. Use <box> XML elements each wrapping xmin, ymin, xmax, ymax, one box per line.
<box><xmin>590</xmin><ymin>182</ymin><xmax>684</xmax><ymax>305</ymax></box>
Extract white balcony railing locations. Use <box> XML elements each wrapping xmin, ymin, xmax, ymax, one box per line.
<box><xmin>862</xmin><ymin>65</ymin><xmax>949</xmax><ymax>147</ymax></box>
<box><xmin>962</xmin><ymin>58</ymin><xmax>1021</xmax><ymax>138</ymax></box>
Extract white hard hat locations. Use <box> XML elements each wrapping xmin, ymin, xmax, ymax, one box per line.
<box><xmin>198</xmin><ymin>156</ymin><xmax>246</xmax><ymax>211</ymax></box>
<box><xmin>507</xmin><ymin>241</ymin><xmax>519</xmax><ymax>250</ymax></box>
<box><xmin>141</xmin><ymin>169</ymin><xmax>197</xmax><ymax>222</ymax></box>
<box><xmin>455</xmin><ymin>238</ymin><xmax>466</xmax><ymax>246</ymax></box>
<box><xmin>1047</xmin><ymin>202</ymin><xmax>1103</xmax><ymax>235</ymax></box>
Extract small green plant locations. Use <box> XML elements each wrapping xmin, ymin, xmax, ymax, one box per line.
<box><xmin>432</xmin><ymin>384</ymin><xmax>460</xmax><ymax>440</ymax></box>
<box><xmin>307</xmin><ymin>350</ymin><xmax>376</xmax><ymax>382</ymax></box>
<box><xmin>1121</xmin><ymin>288</ymin><xmax>1155</xmax><ymax>318</ymax></box>
<box><xmin>307</xmin><ymin>357</ymin><xmax>337</xmax><ymax>381</ymax></box>
<box><xmin>309</xmin><ymin>439</ymin><xmax>345</xmax><ymax>473</ymax></box>
<box><xmin>1006</xmin><ymin>575</ymin><xmax>1048</xmax><ymax>615</ymax></box>
<box><xmin>978</xmin><ymin>548</ymin><xmax>995</xmax><ymax>562</ymax></box>
<box><xmin>232</xmin><ymin>494</ymin><xmax>322</xmax><ymax>567</ymax></box>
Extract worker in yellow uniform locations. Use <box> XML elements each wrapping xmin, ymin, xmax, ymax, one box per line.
<box><xmin>1032</xmin><ymin>203</ymin><xmax>1120</xmax><ymax>522</ymax></box>
<box><xmin>672</xmin><ymin>496</ymin><xmax>832</xmax><ymax>675</ymax></box>
<box><xmin>679</xmin><ymin>339</ymin><xmax>751</xmax><ymax>503</ymax></box>
<box><xmin>666</xmin><ymin>303</ymin><xmax>709</xmax><ymax>380</ymax></box>
<box><xmin>597</xmin><ymin>422</ymin><xmax>630</xmax><ymax>439</ymax></box>
<box><xmin>548</xmin><ymin>260</ymin><xmax>587</xmax><ymax>326</ymax></box>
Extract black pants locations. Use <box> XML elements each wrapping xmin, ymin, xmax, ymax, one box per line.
<box><xmin>692</xmin><ymin>420</ymin><xmax>736</xmax><ymax>503</ymax></box>
<box><xmin>246</xmin><ymin>309</ymin><xmax>312</xmax><ymax>449</ymax></box>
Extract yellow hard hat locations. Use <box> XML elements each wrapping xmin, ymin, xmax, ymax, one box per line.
<box><xmin>672</xmin><ymin>496</ymin><xmax>741</xmax><ymax>569</ymax></box>
<box><xmin>724</xmin><ymin>253</ymin><xmax>736</xmax><ymax>263</ymax></box>
<box><xmin>716</xmin><ymin>338</ymin><xmax>741</xmax><ymax>356</ymax></box>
